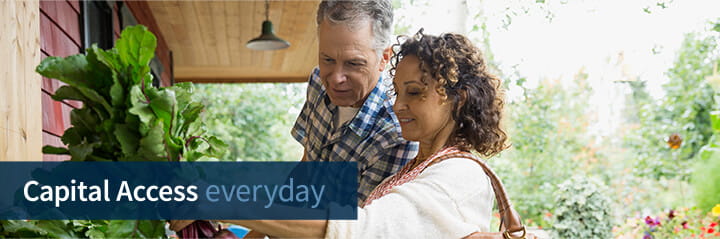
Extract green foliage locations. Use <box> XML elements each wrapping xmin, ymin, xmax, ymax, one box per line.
<box><xmin>691</xmin><ymin>86</ymin><xmax>720</xmax><ymax>212</ymax></box>
<box><xmin>1</xmin><ymin>25</ymin><xmax>227</xmax><ymax>238</ymax></box>
<box><xmin>0</xmin><ymin>220</ymin><xmax>79</xmax><ymax>238</ymax></box>
<box><xmin>623</xmin><ymin>32</ymin><xmax>719</xmax><ymax>180</ymax></box>
<box><xmin>691</xmin><ymin>144</ymin><xmax>720</xmax><ymax>212</ymax></box>
<box><xmin>0</xmin><ymin>220</ymin><xmax>165</xmax><ymax>238</ymax></box>
<box><xmin>552</xmin><ymin>176</ymin><xmax>613</xmax><ymax>239</ymax></box>
<box><xmin>193</xmin><ymin>83</ymin><xmax>305</xmax><ymax>161</ymax></box>
<box><xmin>37</xmin><ymin>25</ymin><xmax>226</xmax><ymax>162</ymax></box>
<box><xmin>494</xmin><ymin>0</ymin><xmax>560</xmax><ymax>29</ymax></box>
<box><xmin>491</xmin><ymin>70</ymin><xmax>605</xmax><ymax>228</ymax></box>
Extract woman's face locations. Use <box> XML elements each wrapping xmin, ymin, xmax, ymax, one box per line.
<box><xmin>392</xmin><ymin>55</ymin><xmax>455</xmax><ymax>143</ymax></box>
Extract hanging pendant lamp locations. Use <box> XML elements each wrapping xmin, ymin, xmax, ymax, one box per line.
<box><xmin>246</xmin><ymin>0</ymin><xmax>290</xmax><ymax>50</ymax></box>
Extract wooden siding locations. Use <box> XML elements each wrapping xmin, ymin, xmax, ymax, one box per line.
<box><xmin>1</xmin><ymin>0</ymin><xmax>42</xmax><ymax>161</ymax></box>
<box><xmin>39</xmin><ymin>0</ymin><xmax>82</xmax><ymax>161</ymax></box>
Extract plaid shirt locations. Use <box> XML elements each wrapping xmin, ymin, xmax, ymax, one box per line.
<box><xmin>292</xmin><ymin>67</ymin><xmax>419</xmax><ymax>204</ymax></box>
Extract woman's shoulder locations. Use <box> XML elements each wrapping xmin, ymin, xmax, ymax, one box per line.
<box><xmin>424</xmin><ymin>156</ymin><xmax>485</xmax><ymax>175</ymax></box>
<box><xmin>416</xmin><ymin>157</ymin><xmax>492</xmax><ymax>198</ymax></box>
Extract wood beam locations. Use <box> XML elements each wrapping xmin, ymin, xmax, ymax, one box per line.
<box><xmin>1</xmin><ymin>0</ymin><xmax>42</xmax><ymax>161</ymax></box>
<box><xmin>174</xmin><ymin>66</ymin><xmax>308</xmax><ymax>83</ymax></box>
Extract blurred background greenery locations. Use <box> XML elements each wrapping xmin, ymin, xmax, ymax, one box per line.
<box><xmin>193</xmin><ymin>83</ymin><xmax>305</xmax><ymax>162</ymax></box>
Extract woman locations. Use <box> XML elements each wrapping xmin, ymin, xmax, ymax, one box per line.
<box><xmin>172</xmin><ymin>31</ymin><xmax>508</xmax><ymax>238</ymax></box>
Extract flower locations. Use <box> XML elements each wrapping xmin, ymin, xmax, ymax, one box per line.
<box><xmin>644</xmin><ymin>216</ymin><xmax>662</xmax><ymax>227</ymax></box>
<box><xmin>619</xmin><ymin>208</ymin><xmax>719</xmax><ymax>238</ymax></box>
<box><xmin>666</xmin><ymin>133</ymin><xmax>682</xmax><ymax>149</ymax></box>
<box><xmin>707</xmin><ymin>222</ymin><xmax>718</xmax><ymax>233</ymax></box>
<box><xmin>712</xmin><ymin>204</ymin><xmax>720</xmax><ymax>217</ymax></box>
<box><xmin>645</xmin><ymin>216</ymin><xmax>654</xmax><ymax>225</ymax></box>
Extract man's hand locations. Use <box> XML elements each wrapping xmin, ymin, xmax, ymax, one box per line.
<box><xmin>169</xmin><ymin>220</ymin><xmax>195</xmax><ymax>232</ymax></box>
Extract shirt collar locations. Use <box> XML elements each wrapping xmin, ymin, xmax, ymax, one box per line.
<box><xmin>346</xmin><ymin>76</ymin><xmax>390</xmax><ymax>138</ymax></box>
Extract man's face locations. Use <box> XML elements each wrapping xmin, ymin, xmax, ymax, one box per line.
<box><xmin>317</xmin><ymin>20</ymin><xmax>388</xmax><ymax>107</ymax></box>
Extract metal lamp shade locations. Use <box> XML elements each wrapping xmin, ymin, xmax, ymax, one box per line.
<box><xmin>246</xmin><ymin>21</ymin><xmax>290</xmax><ymax>50</ymax></box>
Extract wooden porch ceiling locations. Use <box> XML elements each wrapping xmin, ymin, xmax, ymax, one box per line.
<box><xmin>147</xmin><ymin>0</ymin><xmax>320</xmax><ymax>83</ymax></box>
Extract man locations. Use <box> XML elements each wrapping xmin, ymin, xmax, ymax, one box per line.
<box><xmin>292</xmin><ymin>0</ymin><xmax>418</xmax><ymax>205</ymax></box>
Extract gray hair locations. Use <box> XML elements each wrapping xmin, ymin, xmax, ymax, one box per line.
<box><xmin>316</xmin><ymin>0</ymin><xmax>394</xmax><ymax>56</ymax></box>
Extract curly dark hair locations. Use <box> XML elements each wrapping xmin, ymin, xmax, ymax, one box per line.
<box><xmin>390</xmin><ymin>30</ymin><xmax>508</xmax><ymax>157</ymax></box>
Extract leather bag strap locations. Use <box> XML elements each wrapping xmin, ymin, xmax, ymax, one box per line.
<box><xmin>429</xmin><ymin>152</ymin><xmax>526</xmax><ymax>238</ymax></box>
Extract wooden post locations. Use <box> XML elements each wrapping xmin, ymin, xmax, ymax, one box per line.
<box><xmin>0</xmin><ymin>0</ymin><xmax>42</xmax><ymax>161</ymax></box>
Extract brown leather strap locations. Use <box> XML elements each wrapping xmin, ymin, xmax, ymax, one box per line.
<box><xmin>428</xmin><ymin>152</ymin><xmax>526</xmax><ymax>237</ymax></box>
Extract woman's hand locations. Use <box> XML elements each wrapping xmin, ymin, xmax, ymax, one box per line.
<box><xmin>169</xmin><ymin>220</ymin><xmax>195</xmax><ymax>231</ymax></box>
<box><xmin>242</xmin><ymin>230</ymin><xmax>268</xmax><ymax>238</ymax></box>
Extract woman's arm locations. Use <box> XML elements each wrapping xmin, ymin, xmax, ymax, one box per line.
<box><xmin>326</xmin><ymin>157</ymin><xmax>493</xmax><ymax>238</ymax></box>
<box><xmin>175</xmin><ymin>158</ymin><xmax>489</xmax><ymax>238</ymax></box>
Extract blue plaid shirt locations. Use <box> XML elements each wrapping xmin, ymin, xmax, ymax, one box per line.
<box><xmin>292</xmin><ymin>67</ymin><xmax>419</xmax><ymax>204</ymax></box>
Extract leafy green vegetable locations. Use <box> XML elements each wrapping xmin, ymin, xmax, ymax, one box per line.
<box><xmin>36</xmin><ymin>25</ymin><xmax>226</xmax><ymax>162</ymax></box>
<box><xmin>1</xmin><ymin>25</ymin><xmax>227</xmax><ymax>238</ymax></box>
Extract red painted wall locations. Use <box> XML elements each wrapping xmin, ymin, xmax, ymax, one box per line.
<box><xmin>40</xmin><ymin>0</ymin><xmax>81</xmax><ymax>161</ymax></box>
<box><xmin>40</xmin><ymin>0</ymin><xmax>172</xmax><ymax>161</ymax></box>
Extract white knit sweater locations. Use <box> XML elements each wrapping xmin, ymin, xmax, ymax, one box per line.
<box><xmin>325</xmin><ymin>157</ymin><xmax>495</xmax><ymax>239</ymax></box>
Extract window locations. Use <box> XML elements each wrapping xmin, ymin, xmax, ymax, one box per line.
<box><xmin>82</xmin><ymin>1</ymin><xmax>113</xmax><ymax>50</ymax></box>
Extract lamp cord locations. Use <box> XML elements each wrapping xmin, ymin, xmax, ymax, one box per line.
<box><xmin>265</xmin><ymin>0</ymin><xmax>269</xmax><ymax>21</ymax></box>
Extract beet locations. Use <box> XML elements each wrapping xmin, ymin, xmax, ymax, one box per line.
<box><xmin>213</xmin><ymin>229</ymin><xmax>240</xmax><ymax>239</ymax></box>
<box><xmin>178</xmin><ymin>220</ymin><xmax>217</xmax><ymax>239</ymax></box>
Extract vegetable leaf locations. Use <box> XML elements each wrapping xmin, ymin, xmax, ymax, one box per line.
<box><xmin>27</xmin><ymin>24</ymin><xmax>227</xmax><ymax>238</ymax></box>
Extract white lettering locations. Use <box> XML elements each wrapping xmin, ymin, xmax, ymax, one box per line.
<box><xmin>116</xmin><ymin>181</ymin><xmax>133</xmax><ymax>201</ymax></box>
<box><xmin>23</xmin><ymin>180</ymin><xmax>39</xmax><ymax>202</ymax></box>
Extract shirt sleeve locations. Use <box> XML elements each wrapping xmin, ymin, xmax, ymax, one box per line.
<box><xmin>383</xmin><ymin>140</ymin><xmax>418</xmax><ymax>173</ymax></box>
<box><xmin>356</xmin><ymin>140</ymin><xmax>418</xmax><ymax>201</ymax></box>
<box><xmin>291</xmin><ymin>100</ymin><xmax>311</xmax><ymax>145</ymax></box>
<box><xmin>325</xmin><ymin>158</ymin><xmax>495</xmax><ymax>239</ymax></box>
<box><xmin>291</xmin><ymin>67</ymin><xmax>322</xmax><ymax>145</ymax></box>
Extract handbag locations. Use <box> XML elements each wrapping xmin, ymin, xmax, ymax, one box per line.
<box><xmin>431</xmin><ymin>152</ymin><xmax>536</xmax><ymax>239</ymax></box>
